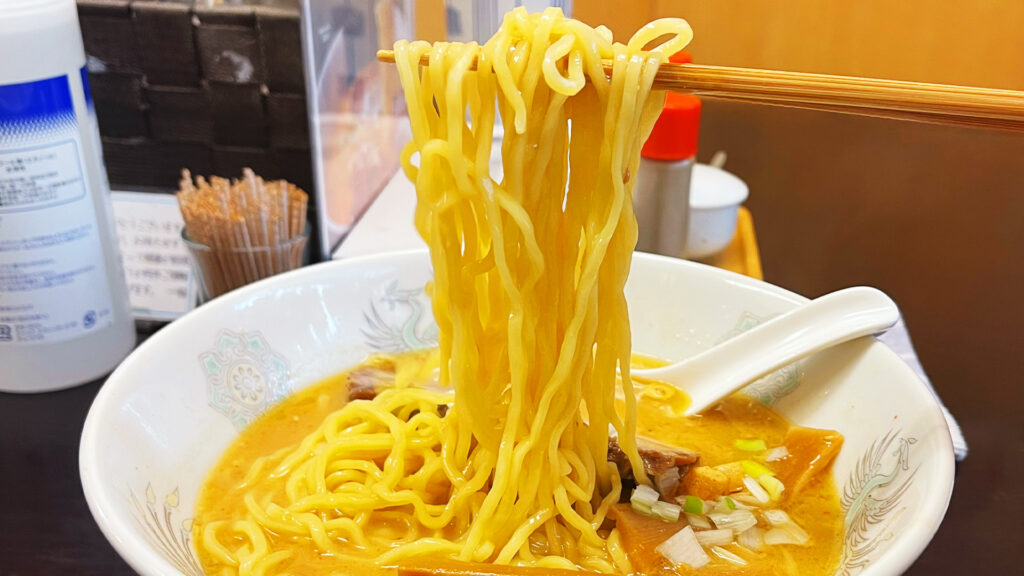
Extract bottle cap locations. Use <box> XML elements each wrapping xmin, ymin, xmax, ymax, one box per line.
<box><xmin>669</xmin><ymin>50</ymin><xmax>693</xmax><ymax>64</ymax></box>
<box><xmin>642</xmin><ymin>92</ymin><xmax>701</xmax><ymax>161</ymax></box>
<box><xmin>642</xmin><ymin>49</ymin><xmax>701</xmax><ymax>161</ymax></box>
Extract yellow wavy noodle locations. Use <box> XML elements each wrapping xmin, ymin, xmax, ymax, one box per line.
<box><xmin>195</xmin><ymin>8</ymin><xmax>693</xmax><ymax>574</ymax></box>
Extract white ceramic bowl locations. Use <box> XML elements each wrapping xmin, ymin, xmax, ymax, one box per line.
<box><xmin>80</xmin><ymin>251</ymin><xmax>954</xmax><ymax>576</ymax></box>
<box><xmin>685</xmin><ymin>164</ymin><xmax>750</xmax><ymax>259</ymax></box>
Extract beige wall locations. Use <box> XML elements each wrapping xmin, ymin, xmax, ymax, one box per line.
<box><xmin>577</xmin><ymin>0</ymin><xmax>1024</xmax><ymax>90</ymax></box>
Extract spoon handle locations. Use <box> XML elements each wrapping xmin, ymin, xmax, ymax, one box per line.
<box><xmin>633</xmin><ymin>287</ymin><xmax>900</xmax><ymax>416</ymax></box>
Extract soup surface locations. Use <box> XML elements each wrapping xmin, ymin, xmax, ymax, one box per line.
<box><xmin>194</xmin><ymin>352</ymin><xmax>844</xmax><ymax>575</ymax></box>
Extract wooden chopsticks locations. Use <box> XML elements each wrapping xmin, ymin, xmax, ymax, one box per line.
<box><xmin>377</xmin><ymin>49</ymin><xmax>1024</xmax><ymax>132</ymax></box>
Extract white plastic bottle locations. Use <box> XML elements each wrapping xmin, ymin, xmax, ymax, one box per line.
<box><xmin>635</xmin><ymin>91</ymin><xmax>702</xmax><ymax>257</ymax></box>
<box><xmin>0</xmin><ymin>0</ymin><xmax>134</xmax><ymax>392</ymax></box>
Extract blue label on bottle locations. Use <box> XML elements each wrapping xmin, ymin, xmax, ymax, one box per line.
<box><xmin>80</xmin><ymin>66</ymin><xmax>93</xmax><ymax>108</ymax></box>
<box><xmin>0</xmin><ymin>73</ymin><xmax>114</xmax><ymax>344</ymax></box>
<box><xmin>0</xmin><ymin>75</ymin><xmax>77</xmax><ymax>142</ymax></box>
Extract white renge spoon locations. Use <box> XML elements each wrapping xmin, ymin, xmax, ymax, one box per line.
<box><xmin>631</xmin><ymin>286</ymin><xmax>900</xmax><ymax>416</ymax></box>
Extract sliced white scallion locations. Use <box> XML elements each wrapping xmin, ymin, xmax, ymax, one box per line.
<box><xmin>737</xmin><ymin>526</ymin><xmax>765</xmax><ymax>551</ymax></box>
<box><xmin>762</xmin><ymin>509</ymin><xmax>792</xmax><ymax>526</ymax></box>
<box><xmin>743</xmin><ymin>475</ymin><xmax>771</xmax><ymax>504</ymax></box>
<box><xmin>761</xmin><ymin>509</ymin><xmax>811</xmax><ymax>546</ymax></box>
<box><xmin>765</xmin><ymin>446</ymin><xmax>790</xmax><ymax>462</ymax></box>
<box><xmin>730</xmin><ymin>493</ymin><xmax>765</xmax><ymax>507</ymax></box>
<box><xmin>695</xmin><ymin>528</ymin><xmax>734</xmax><ymax>547</ymax></box>
<box><xmin>711</xmin><ymin>499</ymin><xmax>733</xmax><ymax>515</ymax></box>
<box><xmin>684</xmin><ymin>512</ymin><xmax>712</xmax><ymax>530</ymax></box>
<box><xmin>764</xmin><ymin>526</ymin><xmax>811</xmax><ymax>546</ymax></box>
<box><xmin>631</xmin><ymin>500</ymin><xmax>652</xmax><ymax>515</ymax></box>
<box><xmin>651</xmin><ymin>500</ymin><xmax>682</xmax><ymax>522</ymax></box>
<box><xmin>708</xmin><ymin>508</ymin><xmax>758</xmax><ymax>533</ymax></box>
<box><xmin>631</xmin><ymin>484</ymin><xmax>659</xmax><ymax>514</ymax></box>
<box><xmin>711</xmin><ymin>546</ymin><xmax>749</xmax><ymax>566</ymax></box>
<box><xmin>656</xmin><ymin>525</ymin><xmax>710</xmax><ymax>569</ymax></box>
<box><xmin>757</xmin><ymin>474</ymin><xmax>785</xmax><ymax>501</ymax></box>
<box><xmin>631</xmin><ymin>484</ymin><xmax>660</xmax><ymax>507</ymax></box>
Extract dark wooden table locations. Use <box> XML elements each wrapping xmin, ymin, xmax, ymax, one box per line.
<box><xmin>0</xmin><ymin>337</ymin><xmax>1014</xmax><ymax>575</ymax></box>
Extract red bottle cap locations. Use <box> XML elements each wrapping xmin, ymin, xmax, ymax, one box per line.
<box><xmin>669</xmin><ymin>50</ymin><xmax>693</xmax><ymax>64</ymax></box>
<box><xmin>642</xmin><ymin>92</ymin><xmax>701</xmax><ymax>161</ymax></box>
<box><xmin>642</xmin><ymin>50</ymin><xmax>701</xmax><ymax>161</ymax></box>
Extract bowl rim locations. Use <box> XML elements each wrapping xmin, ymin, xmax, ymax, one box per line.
<box><xmin>79</xmin><ymin>249</ymin><xmax>954</xmax><ymax>576</ymax></box>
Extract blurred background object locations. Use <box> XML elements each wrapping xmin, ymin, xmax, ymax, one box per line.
<box><xmin>300</xmin><ymin>0</ymin><xmax>416</xmax><ymax>258</ymax></box>
<box><xmin>76</xmin><ymin>0</ymin><xmax>318</xmax><ymax>251</ymax></box>
<box><xmin>300</xmin><ymin>0</ymin><xmax>571</xmax><ymax>256</ymax></box>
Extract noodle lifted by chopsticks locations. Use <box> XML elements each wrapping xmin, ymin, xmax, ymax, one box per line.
<box><xmin>198</xmin><ymin>8</ymin><xmax>692</xmax><ymax>573</ymax></box>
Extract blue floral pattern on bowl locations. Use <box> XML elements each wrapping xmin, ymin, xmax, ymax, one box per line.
<box><xmin>199</xmin><ymin>330</ymin><xmax>292</xmax><ymax>430</ymax></box>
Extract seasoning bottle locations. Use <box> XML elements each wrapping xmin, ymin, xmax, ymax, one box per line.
<box><xmin>635</xmin><ymin>53</ymin><xmax>702</xmax><ymax>257</ymax></box>
<box><xmin>0</xmin><ymin>0</ymin><xmax>134</xmax><ymax>392</ymax></box>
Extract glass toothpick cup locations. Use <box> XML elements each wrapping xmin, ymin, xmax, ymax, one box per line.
<box><xmin>182</xmin><ymin>224</ymin><xmax>310</xmax><ymax>302</ymax></box>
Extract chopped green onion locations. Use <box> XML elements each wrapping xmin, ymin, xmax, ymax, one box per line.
<box><xmin>724</xmin><ymin>497</ymin><xmax>737</xmax><ymax>510</ymax></box>
<box><xmin>764</xmin><ymin>446</ymin><xmax>789</xmax><ymax>462</ymax></box>
<box><xmin>708</xmin><ymin>509</ymin><xmax>758</xmax><ymax>533</ymax></box>
<box><xmin>631</xmin><ymin>485</ymin><xmax>659</xmax><ymax>516</ymax></box>
<box><xmin>685</xmin><ymin>512</ymin><xmax>712</xmax><ymax>530</ymax></box>
<box><xmin>742</xmin><ymin>475</ymin><xmax>771</xmax><ymax>504</ymax></box>
<box><xmin>657</xmin><ymin>526</ymin><xmax>710</xmax><ymax>569</ymax></box>
<box><xmin>734</xmin><ymin>438</ymin><xmax>767</xmax><ymax>452</ymax></box>
<box><xmin>631</xmin><ymin>484</ymin><xmax>660</xmax><ymax>508</ymax></box>
<box><xmin>757</xmin><ymin>475</ymin><xmax>785</xmax><ymax>501</ymax></box>
<box><xmin>682</xmin><ymin>495</ymin><xmax>704</xmax><ymax>515</ymax></box>
<box><xmin>652</xmin><ymin>500</ymin><xmax>682</xmax><ymax>522</ymax></box>
<box><xmin>711</xmin><ymin>499</ymin><xmax>732</xmax><ymax>515</ymax></box>
<box><xmin>695</xmin><ymin>528</ymin><xmax>734</xmax><ymax>547</ymax></box>
<box><xmin>737</xmin><ymin>526</ymin><xmax>765</xmax><ymax>551</ymax></box>
<box><xmin>741</xmin><ymin>459</ymin><xmax>774</xmax><ymax>478</ymax></box>
<box><xmin>761</xmin><ymin>510</ymin><xmax>811</xmax><ymax>546</ymax></box>
<box><xmin>762</xmin><ymin>509</ymin><xmax>792</xmax><ymax>527</ymax></box>
<box><xmin>729</xmin><ymin>493</ymin><xmax>763</xmax><ymax>507</ymax></box>
<box><xmin>631</xmin><ymin>499</ymin><xmax>653</xmax><ymax>515</ymax></box>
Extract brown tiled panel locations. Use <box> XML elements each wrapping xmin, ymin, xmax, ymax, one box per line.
<box><xmin>266</xmin><ymin>93</ymin><xmax>309</xmax><ymax>149</ymax></box>
<box><xmin>208</xmin><ymin>82</ymin><xmax>267</xmax><ymax>147</ymax></box>
<box><xmin>100</xmin><ymin>137</ymin><xmax>157</xmax><ymax>187</ymax></box>
<box><xmin>151</xmin><ymin>141</ymin><xmax>214</xmax><ymax>185</ymax></box>
<box><xmin>146</xmin><ymin>85</ymin><xmax>213</xmax><ymax>143</ymax></box>
<box><xmin>258</xmin><ymin>7</ymin><xmax>306</xmax><ymax>92</ymax></box>
<box><xmin>76</xmin><ymin>0</ymin><xmax>312</xmax><ymax>195</ymax></box>
<box><xmin>194</xmin><ymin>6</ymin><xmax>265</xmax><ymax>84</ymax></box>
<box><xmin>101</xmin><ymin>138</ymin><xmax>213</xmax><ymax>189</ymax></box>
<box><xmin>133</xmin><ymin>1</ymin><xmax>201</xmax><ymax>86</ymax></box>
<box><xmin>86</xmin><ymin>73</ymin><xmax>148</xmax><ymax>138</ymax></box>
<box><xmin>77</xmin><ymin>0</ymin><xmax>140</xmax><ymax>73</ymax></box>
<box><xmin>212</xmin><ymin>145</ymin><xmax>278</xmax><ymax>180</ymax></box>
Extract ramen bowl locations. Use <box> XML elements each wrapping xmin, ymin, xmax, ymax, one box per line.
<box><xmin>80</xmin><ymin>250</ymin><xmax>954</xmax><ymax>576</ymax></box>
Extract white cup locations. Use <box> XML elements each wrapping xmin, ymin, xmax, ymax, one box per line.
<box><xmin>684</xmin><ymin>164</ymin><xmax>750</xmax><ymax>259</ymax></box>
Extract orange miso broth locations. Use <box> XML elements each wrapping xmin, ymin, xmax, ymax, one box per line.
<box><xmin>194</xmin><ymin>351</ymin><xmax>844</xmax><ymax>576</ymax></box>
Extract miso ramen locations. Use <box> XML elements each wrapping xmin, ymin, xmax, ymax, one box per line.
<box><xmin>194</xmin><ymin>7</ymin><xmax>846</xmax><ymax>575</ymax></box>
